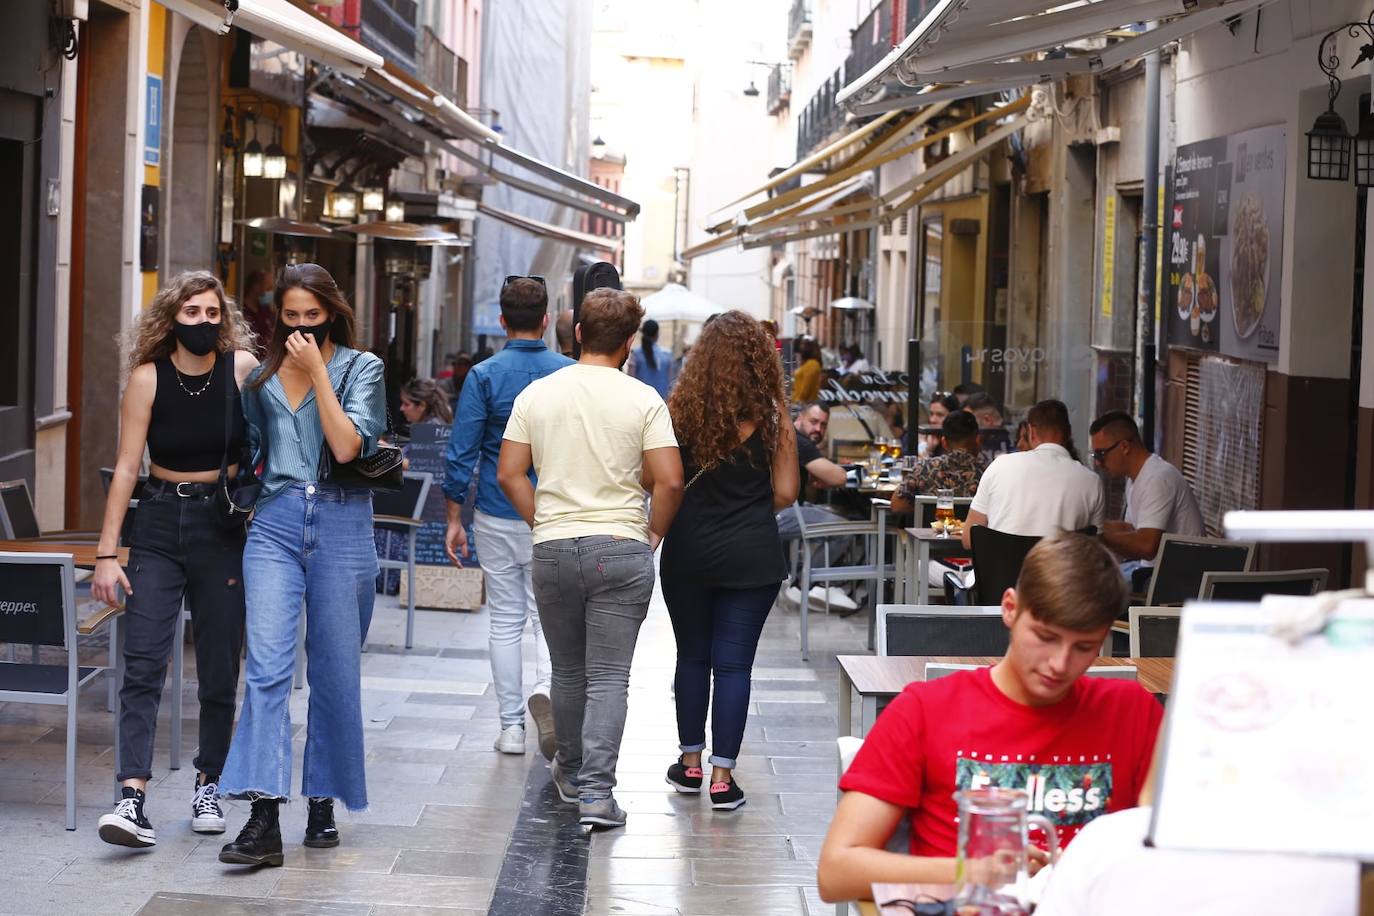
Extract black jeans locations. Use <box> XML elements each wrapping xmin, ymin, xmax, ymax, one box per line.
<box><xmin>116</xmin><ymin>477</ymin><xmax>247</xmax><ymax>782</ymax></box>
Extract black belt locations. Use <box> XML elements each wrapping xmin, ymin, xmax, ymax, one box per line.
<box><xmin>146</xmin><ymin>477</ymin><xmax>218</xmax><ymax>497</ymax></box>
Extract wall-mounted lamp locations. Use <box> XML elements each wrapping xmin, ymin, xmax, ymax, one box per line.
<box><xmin>384</xmin><ymin>200</ymin><xmax>406</xmax><ymax>223</ymax></box>
<box><xmin>326</xmin><ymin>189</ymin><xmax>358</xmax><ymax>220</ymax></box>
<box><xmin>263</xmin><ymin>121</ymin><xmax>287</xmax><ymax>179</ymax></box>
<box><xmin>1306</xmin><ymin>12</ymin><xmax>1374</xmax><ymax>183</ymax></box>
<box><xmin>743</xmin><ymin>81</ymin><xmax>760</xmax><ymax>97</ymax></box>
<box><xmin>362</xmin><ymin>188</ymin><xmax>386</xmax><ymax>212</ymax></box>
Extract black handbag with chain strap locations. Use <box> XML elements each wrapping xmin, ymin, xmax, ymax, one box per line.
<box><xmin>316</xmin><ymin>351</ymin><xmax>404</xmax><ymax>493</ymax></box>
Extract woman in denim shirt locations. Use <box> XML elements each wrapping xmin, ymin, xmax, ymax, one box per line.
<box><xmin>218</xmin><ymin>264</ymin><xmax>387</xmax><ymax>867</ymax></box>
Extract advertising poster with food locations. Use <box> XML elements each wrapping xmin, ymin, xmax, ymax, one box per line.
<box><xmin>1166</xmin><ymin>126</ymin><xmax>1285</xmax><ymax>363</ymax></box>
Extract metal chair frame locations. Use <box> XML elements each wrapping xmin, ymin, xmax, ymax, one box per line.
<box><xmin>1197</xmin><ymin>568</ymin><xmax>1328</xmax><ymax>601</ymax></box>
<box><xmin>1127</xmin><ymin>606</ymin><xmax>1183</xmax><ymax>658</ymax></box>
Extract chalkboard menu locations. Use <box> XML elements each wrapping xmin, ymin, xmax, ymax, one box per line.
<box><xmin>405</xmin><ymin>422</ymin><xmax>480</xmax><ymax>567</ymax></box>
<box><xmin>1166</xmin><ymin>125</ymin><xmax>1286</xmax><ymax>364</ymax></box>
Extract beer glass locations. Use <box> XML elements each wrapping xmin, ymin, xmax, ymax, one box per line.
<box><xmin>934</xmin><ymin>488</ymin><xmax>956</xmax><ymax>535</ymax></box>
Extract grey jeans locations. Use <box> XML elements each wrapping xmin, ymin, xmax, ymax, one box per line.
<box><xmin>532</xmin><ymin>535</ymin><xmax>655</xmax><ymax>801</ymax></box>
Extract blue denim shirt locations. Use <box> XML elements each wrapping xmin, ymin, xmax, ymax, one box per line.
<box><xmin>242</xmin><ymin>346</ymin><xmax>388</xmax><ymax>505</ymax></box>
<box><xmin>442</xmin><ymin>338</ymin><xmax>573</xmax><ymax>518</ymax></box>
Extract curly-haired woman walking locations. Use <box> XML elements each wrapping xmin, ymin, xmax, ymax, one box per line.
<box><xmin>659</xmin><ymin>311</ymin><xmax>799</xmax><ymax>810</ymax></box>
<box><xmin>92</xmin><ymin>271</ymin><xmax>258</xmax><ymax>847</ymax></box>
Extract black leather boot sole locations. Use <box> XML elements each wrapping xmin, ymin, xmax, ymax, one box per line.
<box><xmin>218</xmin><ymin>844</ymin><xmax>284</xmax><ymax>867</ymax></box>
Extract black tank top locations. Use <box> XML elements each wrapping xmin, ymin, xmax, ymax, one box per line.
<box><xmin>660</xmin><ymin>429</ymin><xmax>788</xmax><ymax>589</ymax></box>
<box><xmin>146</xmin><ymin>355</ymin><xmax>246</xmax><ymax>473</ymax></box>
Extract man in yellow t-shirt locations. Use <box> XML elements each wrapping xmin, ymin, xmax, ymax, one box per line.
<box><xmin>498</xmin><ymin>288</ymin><xmax>684</xmax><ymax>831</ymax></box>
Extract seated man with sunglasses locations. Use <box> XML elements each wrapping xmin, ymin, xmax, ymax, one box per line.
<box><xmin>443</xmin><ymin>275</ymin><xmax>572</xmax><ymax>758</ymax></box>
<box><xmin>1088</xmin><ymin>411</ymin><xmax>1203</xmax><ymax>590</ymax></box>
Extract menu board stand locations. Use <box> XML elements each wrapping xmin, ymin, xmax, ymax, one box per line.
<box><xmin>1149</xmin><ymin>510</ymin><xmax>1374</xmax><ymax>915</ymax></box>
<box><xmin>398</xmin><ymin>423</ymin><xmax>483</xmax><ymax>611</ymax></box>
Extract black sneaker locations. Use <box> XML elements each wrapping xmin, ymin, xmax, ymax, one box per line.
<box><xmin>709</xmin><ymin>778</ymin><xmax>745</xmax><ymax>811</ymax></box>
<box><xmin>191</xmin><ymin>780</ymin><xmax>226</xmax><ymax>834</ymax></box>
<box><xmin>98</xmin><ymin>787</ymin><xmax>156</xmax><ymax>848</ymax></box>
<box><xmin>304</xmin><ymin>796</ymin><xmax>340</xmax><ymax>848</ymax></box>
<box><xmin>219</xmin><ymin>798</ymin><xmax>284</xmax><ymax>867</ymax></box>
<box><xmin>665</xmin><ymin>757</ymin><xmax>703</xmax><ymax>795</ymax></box>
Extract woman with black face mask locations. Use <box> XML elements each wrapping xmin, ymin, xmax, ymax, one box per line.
<box><xmin>91</xmin><ymin>271</ymin><xmax>259</xmax><ymax>849</ymax></box>
<box><xmin>217</xmin><ymin>263</ymin><xmax>388</xmax><ymax>867</ymax></box>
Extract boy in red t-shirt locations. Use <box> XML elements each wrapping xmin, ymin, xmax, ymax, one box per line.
<box><xmin>817</xmin><ymin>532</ymin><xmax>1164</xmax><ymax>903</ymax></box>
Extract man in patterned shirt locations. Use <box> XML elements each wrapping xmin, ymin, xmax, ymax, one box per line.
<box><xmin>890</xmin><ymin>410</ymin><xmax>989</xmax><ymax>514</ymax></box>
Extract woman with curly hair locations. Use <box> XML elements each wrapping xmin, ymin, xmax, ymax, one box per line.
<box><xmin>91</xmin><ymin>271</ymin><xmax>258</xmax><ymax>848</ymax></box>
<box><xmin>659</xmin><ymin>310</ymin><xmax>799</xmax><ymax>810</ymax></box>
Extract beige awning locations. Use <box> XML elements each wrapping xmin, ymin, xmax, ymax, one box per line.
<box><xmin>683</xmin><ymin>109</ymin><xmax>1029</xmax><ymax>259</ymax></box>
<box><xmin>838</xmin><ymin>0</ymin><xmax>1266</xmax><ymax>115</ymax></box>
<box><xmin>155</xmin><ymin>0</ymin><xmax>383</xmax><ymax>76</ymax></box>
<box><xmin>476</xmin><ymin>202</ymin><xmax>621</xmax><ymax>251</ymax></box>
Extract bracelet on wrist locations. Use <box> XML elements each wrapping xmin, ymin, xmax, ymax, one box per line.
<box><xmin>95</xmin><ymin>554</ymin><xmax>118</xmax><ymax>560</ymax></box>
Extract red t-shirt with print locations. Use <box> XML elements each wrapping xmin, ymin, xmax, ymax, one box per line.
<box><xmin>838</xmin><ymin>666</ymin><xmax>1163</xmax><ymax>856</ymax></box>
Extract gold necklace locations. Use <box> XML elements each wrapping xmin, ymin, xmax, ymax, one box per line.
<box><xmin>171</xmin><ymin>357</ymin><xmax>214</xmax><ymax>397</ymax></box>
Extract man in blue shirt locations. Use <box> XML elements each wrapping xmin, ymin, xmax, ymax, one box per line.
<box><xmin>444</xmin><ymin>277</ymin><xmax>573</xmax><ymax>757</ymax></box>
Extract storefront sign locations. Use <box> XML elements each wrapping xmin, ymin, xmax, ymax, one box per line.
<box><xmin>1100</xmin><ymin>193</ymin><xmax>1115</xmax><ymax>317</ymax></box>
<box><xmin>144</xmin><ymin>73</ymin><xmax>162</xmax><ymax>167</ymax></box>
<box><xmin>1166</xmin><ymin>126</ymin><xmax>1286</xmax><ymax>364</ymax></box>
<box><xmin>817</xmin><ymin>370</ymin><xmax>911</xmax><ymax>405</ymax></box>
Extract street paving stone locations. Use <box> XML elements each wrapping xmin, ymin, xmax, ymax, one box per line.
<box><xmin>0</xmin><ymin>569</ymin><xmax>867</xmax><ymax>914</ymax></box>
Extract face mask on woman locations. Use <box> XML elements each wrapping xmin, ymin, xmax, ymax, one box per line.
<box><xmin>173</xmin><ymin>320</ymin><xmax>221</xmax><ymax>356</ymax></box>
<box><xmin>294</xmin><ymin>319</ymin><xmax>334</xmax><ymax>348</ymax></box>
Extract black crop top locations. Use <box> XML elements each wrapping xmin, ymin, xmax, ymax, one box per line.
<box><xmin>146</xmin><ymin>356</ymin><xmax>247</xmax><ymax>473</ymax></box>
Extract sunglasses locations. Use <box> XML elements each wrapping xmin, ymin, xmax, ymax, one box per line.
<box><xmin>503</xmin><ymin>275</ymin><xmax>546</xmax><ymax>288</ymax></box>
<box><xmin>1091</xmin><ymin>440</ymin><xmax>1125</xmax><ymax>463</ymax></box>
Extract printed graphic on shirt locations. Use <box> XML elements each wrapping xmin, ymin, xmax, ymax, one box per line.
<box><xmin>955</xmin><ymin>755</ymin><xmax>1113</xmax><ymax>829</ymax></box>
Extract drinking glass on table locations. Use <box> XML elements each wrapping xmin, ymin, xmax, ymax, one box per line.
<box><xmin>935</xmin><ymin>488</ymin><xmax>956</xmax><ymax>536</ymax></box>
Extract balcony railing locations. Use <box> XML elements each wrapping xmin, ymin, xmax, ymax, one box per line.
<box><xmin>360</xmin><ymin>0</ymin><xmax>419</xmax><ymax>75</ymax></box>
<box><xmin>420</xmin><ymin>26</ymin><xmax>456</xmax><ymax>100</ymax></box>
<box><xmin>788</xmin><ymin>0</ymin><xmax>812</xmax><ymax>60</ymax></box>
<box><xmin>767</xmin><ymin>63</ymin><xmax>790</xmax><ymax>116</ymax></box>
<box><xmin>795</xmin><ymin>66</ymin><xmax>847</xmax><ymax>159</ymax></box>
<box><xmin>455</xmin><ymin>55</ymin><xmax>469</xmax><ymax>108</ymax></box>
<box><xmin>847</xmin><ymin>0</ymin><xmax>893</xmax><ymax>85</ymax></box>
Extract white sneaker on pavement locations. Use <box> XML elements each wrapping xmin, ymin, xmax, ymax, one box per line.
<box><xmin>494</xmin><ymin>724</ymin><xmax>526</xmax><ymax>754</ymax></box>
<box><xmin>781</xmin><ymin>585</ymin><xmax>803</xmax><ymax>608</ymax></box>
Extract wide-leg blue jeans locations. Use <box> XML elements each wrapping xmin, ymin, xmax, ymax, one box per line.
<box><xmin>220</xmin><ymin>483</ymin><xmax>377</xmax><ymax>810</ymax></box>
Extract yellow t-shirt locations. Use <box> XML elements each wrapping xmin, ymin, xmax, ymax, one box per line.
<box><xmin>792</xmin><ymin>358</ymin><xmax>821</xmax><ymax>403</ymax></box>
<box><xmin>504</xmin><ymin>364</ymin><xmax>679</xmax><ymax>544</ymax></box>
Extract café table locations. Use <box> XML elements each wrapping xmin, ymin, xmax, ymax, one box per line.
<box><xmin>837</xmin><ymin>654</ymin><xmax>1174</xmax><ymax>740</ymax></box>
<box><xmin>898</xmin><ymin>526</ymin><xmax>969</xmax><ymax>606</ymax></box>
<box><xmin>860</xmin><ymin>883</ymin><xmax>958</xmax><ymax>916</ymax></box>
<box><xmin>0</xmin><ymin>539</ymin><xmax>128</xmax><ymax>568</ymax></box>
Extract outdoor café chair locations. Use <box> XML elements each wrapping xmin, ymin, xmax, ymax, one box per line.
<box><xmin>925</xmin><ymin>661</ymin><xmax>1137</xmax><ymax>681</ymax></box>
<box><xmin>0</xmin><ymin>478</ymin><xmax>102</xmax><ymax>542</ymax></box>
<box><xmin>1128</xmin><ymin>606</ymin><xmax>1182</xmax><ymax>658</ymax></box>
<box><xmin>790</xmin><ymin>504</ymin><xmax>887</xmax><ymax>661</ymax></box>
<box><xmin>968</xmin><ymin>526</ymin><xmax>1041</xmax><ymax>606</ymax></box>
<box><xmin>875</xmin><ymin>604</ymin><xmax>1008</xmax><ymax>657</ymax></box>
<box><xmin>1143</xmin><ymin>534</ymin><xmax>1256</xmax><ymax>606</ymax></box>
<box><xmin>1198</xmin><ymin>568</ymin><xmax>1327</xmax><ymax>602</ymax></box>
<box><xmin>0</xmin><ymin>551</ymin><xmax>122</xmax><ymax>829</ymax></box>
<box><xmin>370</xmin><ymin>471</ymin><xmax>433</xmax><ymax>650</ymax></box>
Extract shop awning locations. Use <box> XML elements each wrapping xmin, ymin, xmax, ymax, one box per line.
<box><xmin>476</xmin><ymin>202</ymin><xmax>621</xmax><ymax>251</ymax></box>
<box><xmin>684</xmin><ymin>108</ymin><xmax>1029</xmax><ymax>258</ymax></box>
<box><xmin>327</xmin><ymin>68</ymin><xmax>639</xmax><ymax>222</ymax></box>
<box><xmin>837</xmin><ymin>0</ymin><xmax>1267</xmax><ymax>114</ymax></box>
<box><xmin>155</xmin><ymin>0</ymin><xmax>383</xmax><ymax>76</ymax></box>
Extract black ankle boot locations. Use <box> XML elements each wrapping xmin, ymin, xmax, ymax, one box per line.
<box><xmin>303</xmin><ymin>796</ymin><xmax>339</xmax><ymax>848</ymax></box>
<box><xmin>218</xmin><ymin>798</ymin><xmax>284</xmax><ymax>867</ymax></box>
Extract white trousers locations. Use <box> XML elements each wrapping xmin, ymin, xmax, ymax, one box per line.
<box><xmin>473</xmin><ymin>510</ymin><xmax>552</xmax><ymax>728</ymax></box>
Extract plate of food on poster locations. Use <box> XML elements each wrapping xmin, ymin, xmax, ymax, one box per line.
<box><xmin>1166</xmin><ymin>126</ymin><xmax>1284</xmax><ymax>364</ymax></box>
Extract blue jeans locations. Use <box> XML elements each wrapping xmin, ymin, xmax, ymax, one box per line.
<box><xmin>532</xmin><ymin>536</ymin><xmax>654</xmax><ymax>801</ymax></box>
<box><xmin>660</xmin><ymin>578</ymin><xmax>777</xmax><ymax>769</ymax></box>
<box><xmin>220</xmin><ymin>484</ymin><xmax>378</xmax><ymax>811</ymax></box>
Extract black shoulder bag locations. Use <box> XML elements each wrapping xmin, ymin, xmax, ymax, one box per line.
<box><xmin>317</xmin><ymin>351</ymin><xmax>404</xmax><ymax>493</ymax></box>
<box><xmin>215</xmin><ymin>352</ymin><xmax>263</xmax><ymax>528</ymax></box>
